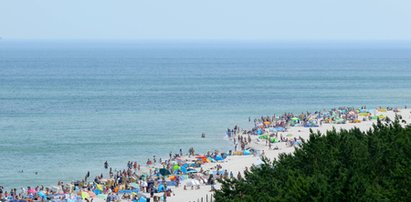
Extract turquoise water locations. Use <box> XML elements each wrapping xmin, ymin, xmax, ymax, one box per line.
<box><xmin>1</xmin><ymin>42</ymin><xmax>411</xmax><ymax>188</ymax></box>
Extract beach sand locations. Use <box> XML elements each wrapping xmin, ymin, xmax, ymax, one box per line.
<box><xmin>4</xmin><ymin>108</ymin><xmax>409</xmax><ymax>202</ymax></box>
<box><xmin>165</xmin><ymin>108</ymin><xmax>411</xmax><ymax>202</ymax></box>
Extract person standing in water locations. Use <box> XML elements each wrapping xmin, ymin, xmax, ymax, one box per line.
<box><xmin>85</xmin><ymin>171</ymin><xmax>90</xmax><ymax>181</ymax></box>
<box><xmin>104</xmin><ymin>161</ymin><xmax>108</xmax><ymax>169</ymax></box>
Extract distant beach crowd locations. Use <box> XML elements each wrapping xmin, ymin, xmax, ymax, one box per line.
<box><xmin>0</xmin><ymin>105</ymin><xmax>407</xmax><ymax>202</ymax></box>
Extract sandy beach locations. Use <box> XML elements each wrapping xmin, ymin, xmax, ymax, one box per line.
<box><xmin>167</xmin><ymin>108</ymin><xmax>411</xmax><ymax>202</ymax></box>
<box><xmin>1</xmin><ymin>106</ymin><xmax>410</xmax><ymax>202</ymax></box>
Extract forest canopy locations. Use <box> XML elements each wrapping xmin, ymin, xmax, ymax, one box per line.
<box><xmin>215</xmin><ymin>119</ymin><xmax>411</xmax><ymax>201</ymax></box>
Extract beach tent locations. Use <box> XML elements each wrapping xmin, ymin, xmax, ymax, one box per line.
<box><xmin>158</xmin><ymin>184</ymin><xmax>165</xmax><ymax>192</ymax></box>
<box><xmin>215</xmin><ymin>155</ymin><xmax>223</xmax><ymax>161</ymax></box>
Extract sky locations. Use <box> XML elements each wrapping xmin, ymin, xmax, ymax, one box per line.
<box><xmin>0</xmin><ymin>0</ymin><xmax>410</xmax><ymax>41</ymax></box>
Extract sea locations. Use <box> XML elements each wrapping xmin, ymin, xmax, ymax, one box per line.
<box><xmin>1</xmin><ymin>41</ymin><xmax>411</xmax><ymax>189</ymax></box>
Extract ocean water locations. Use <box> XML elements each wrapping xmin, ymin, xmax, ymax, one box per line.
<box><xmin>1</xmin><ymin>41</ymin><xmax>411</xmax><ymax>189</ymax></box>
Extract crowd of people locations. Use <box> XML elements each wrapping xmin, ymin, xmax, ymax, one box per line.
<box><xmin>1</xmin><ymin>106</ymin><xmax>402</xmax><ymax>202</ymax></box>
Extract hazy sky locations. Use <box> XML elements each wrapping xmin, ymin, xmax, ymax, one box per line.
<box><xmin>1</xmin><ymin>0</ymin><xmax>410</xmax><ymax>41</ymax></box>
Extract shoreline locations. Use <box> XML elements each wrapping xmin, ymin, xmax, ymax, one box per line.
<box><xmin>1</xmin><ymin>106</ymin><xmax>410</xmax><ymax>202</ymax></box>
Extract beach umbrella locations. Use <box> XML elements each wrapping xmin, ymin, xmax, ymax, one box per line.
<box><xmin>263</xmin><ymin>121</ymin><xmax>270</xmax><ymax>125</ymax></box>
<box><xmin>81</xmin><ymin>191</ymin><xmax>90</xmax><ymax>200</ymax></box>
<box><xmin>159</xmin><ymin>168</ymin><xmax>171</xmax><ymax>176</ymax></box>
<box><xmin>172</xmin><ymin>164</ymin><xmax>180</xmax><ymax>171</ymax></box>
<box><xmin>269</xmin><ymin>137</ymin><xmax>278</xmax><ymax>143</ymax></box>
<box><xmin>96</xmin><ymin>184</ymin><xmax>103</xmax><ymax>191</ymax></box>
